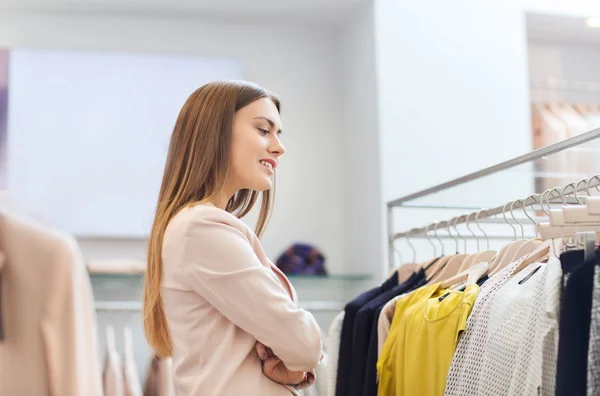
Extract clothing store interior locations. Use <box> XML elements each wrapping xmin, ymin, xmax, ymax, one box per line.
<box><xmin>2</xmin><ymin>0</ymin><xmax>600</xmax><ymax>395</ymax></box>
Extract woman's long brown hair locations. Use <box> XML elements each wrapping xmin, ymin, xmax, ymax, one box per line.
<box><xmin>143</xmin><ymin>81</ymin><xmax>280</xmax><ymax>358</ymax></box>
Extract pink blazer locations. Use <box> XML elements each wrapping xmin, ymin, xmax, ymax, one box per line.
<box><xmin>161</xmin><ymin>203</ymin><xmax>323</xmax><ymax>396</ymax></box>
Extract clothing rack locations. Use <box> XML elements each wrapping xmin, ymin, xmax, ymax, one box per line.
<box><xmin>386</xmin><ymin>127</ymin><xmax>600</xmax><ymax>272</ymax></box>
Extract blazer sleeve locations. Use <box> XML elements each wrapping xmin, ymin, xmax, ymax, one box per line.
<box><xmin>180</xmin><ymin>211</ymin><xmax>323</xmax><ymax>372</ymax></box>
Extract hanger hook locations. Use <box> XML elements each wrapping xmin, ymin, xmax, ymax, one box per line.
<box><xmin>522</xmin><ymin>194</ymin><xmax>539</xmax><ymax>228</ymax></box>
<box><xmin>425</xmin><ymin>223</ymin><xmax>437</xmax><ymax>257</ymax></box>
<box><xmin>406</xmin><ymin>228</ymin><xmax>416</xmax><ymax>263</ymax></box>
<box><xmin>466</xmin><ymin>212</ymin><xmax>479</xmax><ymax>251</ymax></box>
<box><xmin>456</xmin><ymin>214</ymin><xmax>468</xmax><ymax>252</ymax></box>
<box><xmin>451</xmin><ymin>215</ymin><xmax>466</xmax><ymax>253</ymax></box>
<box><xmin>433</xmin><ymin>221</ymin><xmax>444</xmax><ymax>255</ymax></box>
<box><xmin>574</xmin><ymin>179</ymin><xmax>588</xmax><ymax>204</ymax></box>
<box><xmin>447</xmin><ymin>218</ymin><xmax>459</xmax><ymax>254</ymax></box>
<box><xmin>475</xmin><ymin>208</ymin><xmax>490</xmax><ymax>250</ymax></box>
<box><xmin>561</xmin><ymin>182</ymin><xmax>577</xmax><ymax>205</ymax></box>
<box><xmin>541</xmin><ymin>188</ymin><xmax>561</xmax><ymax>215</ymax></box>
<box><xmin>586</xmin><ymin>174</ymin><xmax>600</xmax><ymax>197</ymax></box>
<box><xmin>540</xmin><ymin>189</ymin><xmax>552</xmax><ymax>216</ymax></box>
<box><xmin>503</xmin><ymin>201</ymin><xmax>517</xmax><ymax>240</ymax></box>
<box><xmin>550</xmin><ymin>187</ymin><xmax>563</xmax><ymax>209</ymax></box>
<box><xmin>510</xmin><ymin>199</ymin><xmax>525</xmax><ymax>239</ymax></box>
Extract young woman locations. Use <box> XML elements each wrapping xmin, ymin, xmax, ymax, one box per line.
<box><xmin>142</xmin><ymin>80</ymin><xmax>323</xmax><ymax>395</ymax></box>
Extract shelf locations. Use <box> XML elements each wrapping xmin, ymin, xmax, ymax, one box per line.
<box><xmin>89</xmin><ymin>272</ymin><xmax>372</xmax><ymax>282</ymax></box>
<box><xmin>88</xmin><ymin>271</ymin><xmax>371</xmax><ymax>304</ymax></box>
<box><xmin>286</xmin><ymin>273</ymin><xmax>372</xmax><ymax>281</ymax></box>
<box><xmin>95</xmin><ymin>300</ymin><xmax>345</xmax><ymax>312</ymax></box>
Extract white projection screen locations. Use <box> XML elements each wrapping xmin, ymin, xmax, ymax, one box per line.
<box><xmin>5</xmin><ymin>48</ymin><xmax>243</xmax><ymax>237</ymax></box>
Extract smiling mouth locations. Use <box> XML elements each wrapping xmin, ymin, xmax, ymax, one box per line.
<box><xmin>259</xmin><ymin>160</ymin><xmax>274</xmax><ymax>171</ymax></box>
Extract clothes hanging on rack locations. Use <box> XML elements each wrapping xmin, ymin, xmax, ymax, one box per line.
<box><xmin>330</xmin><ymin>241</ymin><xmax>598</xmax><ymax>396</ymax></box>
<box><xmin>588</xmin><ymin>261</ymin><xmax>600</xmax><ymax>394</ymax></box>
<box><xmin>555</xmin><ymin>249</ymin><xmax>595</xmax><ymax>396</ymax></box>
<box><xmin>357</xmin><ymin>268</ymin><xmax>427</xmax><ymax>396</ymax></box>
<box><xmin>103</xmin><ymin>326</ymin><xmax>125</xmax><ymax>396</ymax></box>
<box><xmin>378</xmin><ymin>282</ymin><xmax>479</xmax><ymax>396</ymax></box>
<box><xmin>0</xmin><ymin>211</ymin><xmax>103</xmax><ymax>396</ymax></box>
<box><xmin>123</xmin><ymin>327</ymin><xmax>143</xmax><ymax>396</ymax></box>
<box><xmin>445</xmin><ymin>240</ymin><xmax>562</xmax><ymax>396</ymax></box>
<box><xmin>334</xmin><ymin>274</ymin><xmax>399</xmax><ymax>396</ymax></box>
<box><xmin>327</xmin><ymin>312</ymin><xmax>344</xmax><ymax>396</ymax></box>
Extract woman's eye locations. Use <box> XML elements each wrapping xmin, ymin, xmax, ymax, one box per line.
<box><xmin>258</xmin><ymin>128</ymin><xmax>269</xmax><ymax>135</ymax></box>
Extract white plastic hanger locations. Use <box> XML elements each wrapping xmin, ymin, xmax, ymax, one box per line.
<box><xmin>538</xmin><ymin>181</ymin><xmax>600</xmax><ymax>243</ymax></box>
<box><xmin>586</xmin><ymin>175</ymin><xmax>600</xmax><ymax>214</ymax></box>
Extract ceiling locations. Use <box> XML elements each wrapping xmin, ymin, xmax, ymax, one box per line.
<box><xmin>527</xmin><ymin>12</ymin><xmax>600</xmax><ymax>45</ymax></box>
<box><xmin>0</xmin><ymin>0</ymin><xmax>369</xmax><ymax>26</ymax></box>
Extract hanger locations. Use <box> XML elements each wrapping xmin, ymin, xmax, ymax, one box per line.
<box><xmin>124</xmin><ymin>326</ymin><xmax>134</xmax><ymax>360</ymax></box>
<box><xmin>424</xmin><ymin>222</ymin><xmax>451</xmax><ymax>281</ymax></box>
<box><xmin>562</xmin><ymin>179</ymin><xmax>600</xmax><ymax>223</ymax></box>
<box><xmin>396</xmin><ymin>229</ymin><xmax>419</xmax><ymax>284</ymax></box>
<box><xmin>488</xmin><ymin>201</ymin><xmax>528</xmax><ymax>276</ymax></box>
<box><xmin>487</xmin><ymin>201</ymin><xmax>530</xmax><ymax>276</ymax></box>
<box><xmin>457</xmin><ymin>212</ymin><xmax>480</xmax><ymax>271</ymax></box>
<box><xmin>458</xmin><ymin>211</ymin><xmax>494</xmax><ymax>271</ymax></box>
<box><xmin>469</xmin><ymin>208</ymin><xmax>497</xmax><ymax>264</ymax></box>
<box><xmin>537</xmin><ymin>181</ymin><xmax>600</xmax><ymax>255</ymax></box>
<box><xmin>416</xmin><ymin>223</ymin><xmax>441</xmax><ymax>275</ymax></box>
<box><xmin>388</xmin><ymin>232</ymin><xmax>406</xmax><ymax>276</ymax></box>
<box><xmin>106</xmin><ymin>325</ymin><xmax>117</xmax><ymax>354</ymax></box>
<box><xmin>586</xmin><ymin>175</ymin><xmax>600</xmax><ymax>214</ymax></box>
<box><xmin>503</xmin><ymin>199</ymin><xmax>542</xmax><ymax>260</ymax></box>
<box><xmin>440</xmin><ymin>261</ymin><xmax>489</xmax><ymax>289</ymax></box>
<box><xmin>429</xmin><ymin>217</ymin><xmax>469</xmax><ymax>282</ymax></box>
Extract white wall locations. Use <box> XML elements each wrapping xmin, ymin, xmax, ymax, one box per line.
<box><xmin>0</xmin><ymin>11</ymin><xmax>346</xmax><ymax>274</ymax></box>
<box><xmin>339</xmin><ymin>3</ymin><xmax>383</xmax><ymax>280</ymax></box>
<box><xmin>374</xmin><ymin>0</ymin><xmax>534</xmax><ymax>267</ymax></box>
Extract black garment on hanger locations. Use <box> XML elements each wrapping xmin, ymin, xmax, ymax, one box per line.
<box><xmin>556</xmin><ymin>250</ymin><xmax>595</xmax><ymax>396</ymax></box>
<box><xmin>348</xmin><ymin>268</ymin><xmax>427</xmax><ymax>396</ymax></box>
<box><xmin>359</xmin><ymin>268</ymin><xmax>429</xmax><ymax>396</ymax></box>
<box><xmin>335</xmin><ymin>273</ymin><xmax>399</xmax><ymax>396</ymax></box>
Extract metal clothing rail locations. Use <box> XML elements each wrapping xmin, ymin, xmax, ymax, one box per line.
<box><xmin>386</xmin><ymin>127</ymin><xmax>600</xmax><ymax>270</ymax></box>
<box><xmin>391</xmin><ymin>186</ymin><xmax>598</xmax><ymax>241</ymax></box>
<box><xmin>387</xmin><ymin>128</ymin><xmax>600</xmax><ymax>208</ymax></box>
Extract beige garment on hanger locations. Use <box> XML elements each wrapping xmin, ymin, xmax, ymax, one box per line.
<box><xmin>0</xmin><ymin>212</ymin><xmax>103</xmax><ymax>396</ymax></box>
<box><xmin>143</xmin><ymin>355</ymin><xmax>175</xmax><ymax>396</ymax></box>
<box><xmin>377</xmin><ymin>288</ymin><xmax>419</xmax><ymax>356</ymax></box>
<box><xmin>103</xmin><ymin>326</ymin><xmax>124</xmax><ymax>396</ymax></box>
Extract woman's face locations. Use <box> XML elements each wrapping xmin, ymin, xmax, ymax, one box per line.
<box><xmin>227</xmin><ymin>97</ymin><xmax>285</xmax><ymax>194</ymax></box>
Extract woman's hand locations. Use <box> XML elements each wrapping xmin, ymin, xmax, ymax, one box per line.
<box><xmin>262</xmin><ymin>356</ymin><xmax>307</xmax><ymax>385</ymax></box>
<box><xmin>255</xmin><ymin>342</ymin><xmax>307</xmax><ymax>385</ymax></box>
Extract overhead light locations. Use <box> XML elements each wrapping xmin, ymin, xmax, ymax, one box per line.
<box><xmin>585</xmin><ymin>17</ymin><xmax>600</xmax><ymax>28</ymax></box>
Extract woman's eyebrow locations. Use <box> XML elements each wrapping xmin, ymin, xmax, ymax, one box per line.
<box><xmin>253</xmin><ymin>117</ymin><xmax>282</xmax><ymax>134</ymax></box>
